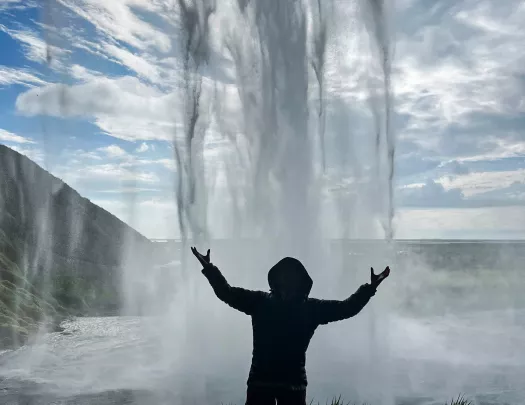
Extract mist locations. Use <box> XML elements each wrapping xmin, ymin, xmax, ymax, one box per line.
<box><xmin>0</xmin><ymin>1</ymin><xmax>524</xmax><ymax>405</ymax></box>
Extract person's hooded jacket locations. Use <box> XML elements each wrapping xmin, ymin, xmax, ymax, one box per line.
<box><xmin>201</xmin><ymin>257</ymin><xmax>376</xmax><ymax>389</ymax></box>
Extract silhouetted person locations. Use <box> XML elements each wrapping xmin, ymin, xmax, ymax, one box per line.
<box><xmin>191</xmin><ymin>247</ymin><xmax>390</xmax><ymax>405</ymax></box>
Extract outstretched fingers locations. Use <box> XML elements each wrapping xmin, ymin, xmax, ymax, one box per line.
<box><xmin>191</xmin><ymin>246</ymin><xmax>200</xmax><ymax>259</ymax></box>
<box><xmin>381</xmin><ymin>266</ymin><xmax>390</xmax><ymax>280</ymax></box>
<box><xmin>191</xmin><ymin>246</ymin><xmax>204</xmax><ymax>265</ymax></box>
<box><xmin>190</xmin><ymin>246</ymin><xmax>212</xmax><ymax>267</ymax></box>
<box><xmin>371</xmin><ymin>265</ymin><xmax>391</xmax><ymax>287</ymax></box>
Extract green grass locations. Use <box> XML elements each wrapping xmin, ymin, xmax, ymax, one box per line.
<box><xmin>0</xmin><ymin>250</ymin><xmax>61</xmax><ymax>347</ymax></box>
<box><xmin>0</xmin><ymin>229</ymin><xmax>70</xmax><ymax>348</ymax></box>
<box><xmin>310</xmin><ymin>396</ymin><xmax>472</xmax><ymax>405</ymax></box>
<box><xmin>223</xmin><ymin>395</ymin><xmax>473</xmax><ymax>405</ymax></box>
<box><xmin>0</xmin><ymin>228</ymin><xmax>121</xmax><ymax>348</ymax></box>
<box><xmin>445</xmin><ymin>395</ymin><xmax>472</xmax><ymax>405</ymax></box>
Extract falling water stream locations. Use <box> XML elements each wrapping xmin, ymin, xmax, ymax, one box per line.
<box><xmin>1</xmin><ymin>1</ymin><xmax>525</xmax><ymax>405</ymax></box>
<box><xmin>169</xmin><ymin>3</ymin><xmax>398</xmax><ymax>400</ymax></box>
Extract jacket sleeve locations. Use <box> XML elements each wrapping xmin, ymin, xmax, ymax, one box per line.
<box><xmin>309</xmin><ymin>283</ymin><xmax>376</xmax><ymax>325</ymax></box>
<box><xmin>202</xmin><ymin>265</ymin><xmax>266</xmax><ymax>315</ymax></box>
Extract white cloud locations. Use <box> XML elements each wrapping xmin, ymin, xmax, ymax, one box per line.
<box><xmin>19</xmin><ymin>0</ymin><xmax>523</xmax><ymax>161</ymax></box>
<box><xmin>393</xmin><ymin>0</ymin><xmax>525</xmax><ymax>162</ymax></box>
<box><xmin>395</xmin><ymin>206</ymin><xmax>525</xmax><ymax>239</ymax></box>
<box><xmin>57</xmin><ymin>0</ymin><xmax>172</xmax><ymax>53</ymax></box>
<box><xmin>15</xmin><ymin>72</ymin><xmax>238</xmax><ymax>142</ymax></box>
<box><xmin>0</xmin><ymin>0</ymin><xmax>36</xmax><ymax>10</ymax></box>
<box><xmin>438</xmin><ymin>169</ymin><xmax>525</xmax><ymax>197</ymax></box>
<box><xmin>65</xmin><ymin>145</ymin><xmax>176</xmax><ymax>175</ymax></box>
<box><xmin>102</xmin><ymin>42</ymin><xmax>162</xmax><ymax>83</ymax></box>
<box><xmin>90</xmin><ymin>197</ymin><xmax>179</xmax><ymax>239</ymax></box>
<box><xmin>71</xmin><ymin>163</ymin><xmax>160</xmax><ymax>184</ymax></box>
<box><xmin>69</xmin><ymin>64</ymin><xmax>103</xmax><ymax>82</ymax></box>
<box><xmin>3</xmin><ymin>0</ymin><xmax>525</xmax><ymax>239</ymax></box>
<box><xmin>152</xmin><ymin>158</ymin><xmax>175</xmax><ymax>171</ymax></box>
<box><xmin>94</xmin><ymin>115</ymin><xmax>179</xmax><ymax>142</ymax></box>
<box><xmin>398</xmin><ymin>180</ymin><xmax>464</xmax><ymax>207</ymax></box>
<box><xmin>15</xmin><ymin>76</ymin><xmax>187</xmax><ymax>141</ymax></box>
<box><xmin>0</xmin><ymin>129</ymin><xmax>36</xmax><ymax>144</ymax></box>
<box><xmin>71</xmin><ymin>149</ymin><xmax>103</xmax><ymax>160</ymax></box>
<box><xmin>6</xmin><ymin>144</ymin><xmax>44</xmax><ymax>163</ymax></box>
<box><xmin>98</xmin><ymin>144</ymin><xmax>128</xmax><ymax>158</ymax></box>
<box><xmin>16</xmin><ymin>76</ymin><xmax>165</xmax><ymax>117</ymax></box>
<box><xmin>455</xmin><ymin>138</ymin><xmax>525</xmax><ymax>163</ymax></box>
<box><xmin>136</xmin><ymin>142</ymin><xmax>149</xmax><ymax>153</ymax></box>
<box><xmin>0</xmin><ymin>0</ymin><xmax>20</xmax><ymax>6</ymax></box>
<box><xmin>50</xmin><ymin>150</ymin><xmax>163</xmax><ymax>187</ymax></box>
<box><xmin>0</xmin><ymin>24</ymin><xmax>68</xmax><ymax>69</ymax></box>
<box><xmin>0</xmin><ymin>66</ymin><xmax>47</xmax><ymax>87</ymax></box>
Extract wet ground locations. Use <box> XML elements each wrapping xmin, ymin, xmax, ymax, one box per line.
<box><xmin>0</xmin><ymin>311</ymin><xmax>524</xmax><ymax>405</ymax></box>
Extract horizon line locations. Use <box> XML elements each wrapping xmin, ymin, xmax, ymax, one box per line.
<box><xmin>149</xmin><ymin>238</ymin><xmax>525</xmax><ymax>243</ymax></box>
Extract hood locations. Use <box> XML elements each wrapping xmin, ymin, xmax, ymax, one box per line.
<box><xmin>268</xmin><ymin>257</ymin><xmax>313</xmax><ymax>298</ymax></box>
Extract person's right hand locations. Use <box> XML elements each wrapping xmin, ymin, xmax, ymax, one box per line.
<box><xmin>191</xmin><ymin>247</ymin><xmax>213</xmax><ymax>269</ymax></box>
<box><xmin>370</xmin><ymin>266</ymin><xmax>390</xmax><ymax>288</ymax></box>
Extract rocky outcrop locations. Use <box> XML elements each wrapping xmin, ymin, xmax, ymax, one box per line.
<box><xmin>0</xmin><ymin>145</ymin><xmax>152</xmax><ymax>347</ymax></box>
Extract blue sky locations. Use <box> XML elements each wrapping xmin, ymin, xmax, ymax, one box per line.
<box><xmin>0</xmin><ymin>0</ymin><xmax>524</xmax><ymax>239</ymax></box>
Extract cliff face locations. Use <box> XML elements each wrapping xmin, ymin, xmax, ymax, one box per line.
<box><xmin>0</xmin><ymin>145</ymin><xmax>152</xmax><ymax>346</ymax></box>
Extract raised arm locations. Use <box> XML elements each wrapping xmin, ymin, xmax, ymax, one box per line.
<box><xmin>309</xmin><ymin>266</ymin><xmax>390</xmax><ymax>325</ymax></box>
<box><xmin>308</xmin><ymin>283</ymin><xmax>376</xmax><ymax>325</ymax></box>
<box><xmin>201</xmin><ymin>264</ymin><xmax>266</xmax><ymax>315</ymax></box>
<box><xmin>192</xmin><ymin>247</ymin><xmax>266</xmax><ymax>315</ymax></box>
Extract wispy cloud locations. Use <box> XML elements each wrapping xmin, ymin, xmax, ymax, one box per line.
<box><xmin>97</xmin><ymin>144</ymin><xmax>128</xmax><ymax>158</ymax></box>
<box><xmin>0</xmin><ymin>128</ymin><xmax>35</xmax><ymax>144</ymax></box>
<box><xmin>394</xmin><ymin>0</ymin><xmax>525</xmax><ymax>161</ymax></box>
<box><xmin>2</xmin><ymin>0</ymin><xmax>525</xmax><ymax>238</ymax></box>
<box><xmin>438</xmin><ymin>169</ymin><xmax>525</xmax><ymax>197</ymax></box>
<box><xmin>15</xmin><ymin>76</ymin><xmax>187</xmax><ymax>141</ymax></box>
<box><xmin>0</xmin><ymin>0</ymin><xmax>37</xmax><ymax>11</ymax></box>
<box><xmin>0</xmin><ymin>66</ymin><xmax>47</xmax><ymax>87</ymax></box>
<box><xmin>57</xmin><ymin>0</ymin><xmax>173</xmax><ymax>53</ymax></box>
<box><xmin>0</xmin><ymin>23</ymin><xmax>68</xmax><ymax>68</ymax></box>
<box><xmin>60</xmin><ymin>162</ymin><xmax>160</xmax><ymax>185</ymax></box>
<box><xmin>395</xmin><ymin>206</ymin><xmax>525</xmax><ymax>239</ymax></box>
<box><xmin>68</xmin><ymin>64</ymin><xmax>103</xmax><ymax>82</ymax></box>
<box><xmin>7</xmin><ymin>144</ymin><xmax>45</xmax><ymax>163</ymax></box>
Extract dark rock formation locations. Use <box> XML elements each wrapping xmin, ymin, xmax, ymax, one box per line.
<box><xmin>0</xmin><ymin>144</ymin><xmax>152</xmax><ymax>347</ymax></box>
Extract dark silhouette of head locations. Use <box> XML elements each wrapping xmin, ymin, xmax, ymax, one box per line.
<box><xmin>268</xmin><ymin>257</ymin><xmax>313</xmax><ymax>300</ymax></box>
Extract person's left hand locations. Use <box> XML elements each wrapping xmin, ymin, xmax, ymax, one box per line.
<box><xmin>370</xmin><ymin>266</ymin><xmax>390</xmax><ymax>288</ymax></box>
<box><xmin>191</xmin><ymin>247</ymin><xmax>213</xmax><ymax>269</ymax></box>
